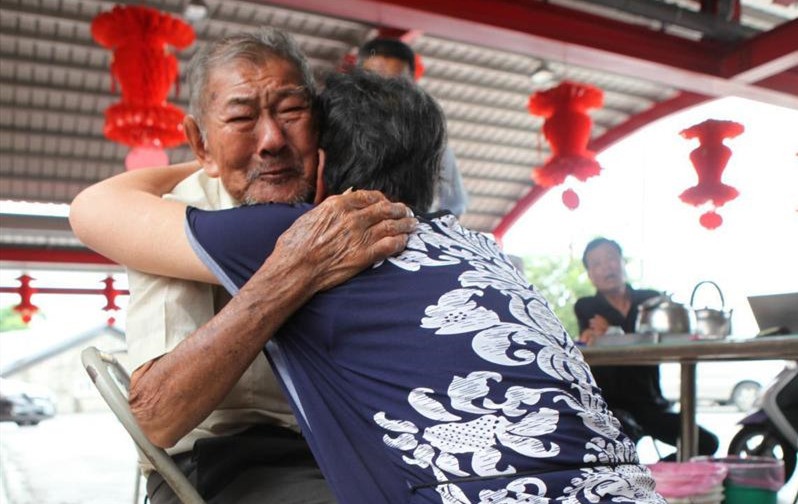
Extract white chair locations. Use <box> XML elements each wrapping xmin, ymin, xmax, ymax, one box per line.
<box><xmin>81</xmin><ymin>346</ymin><xmax>206</xmax><ymax>504</ymax></box>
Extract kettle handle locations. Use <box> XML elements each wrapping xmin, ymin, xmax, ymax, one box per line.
<box><xmin>690</xmin><ymin>280</ymin><xmax>725</xmax><ymax>309</ymax></box>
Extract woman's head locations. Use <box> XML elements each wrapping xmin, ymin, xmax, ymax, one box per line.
<box><xmin>317</xmin><ymin>70</ymin><xmax>446</xmax><ymax>212</ymax></box>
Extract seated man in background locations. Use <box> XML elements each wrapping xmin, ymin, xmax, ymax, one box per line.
<box><xmin>575</xmin><ymin>237</ymin><xmax>719</xmax><ymax>459</ymax></box>
<box><xmin>74</xmin><ymin>71</ymin><xmax>665</xmax><ymax>503</ymax></box>
<box><xmin>358</xmin><ymin>37</ymin><xmax>469</xmax><ymax>217</ymax></box>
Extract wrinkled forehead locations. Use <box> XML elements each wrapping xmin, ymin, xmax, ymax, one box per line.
<box><xmin>204</xmin><ymin>55</ymin><xmax>308</xmax><ymax>106</ymax></box>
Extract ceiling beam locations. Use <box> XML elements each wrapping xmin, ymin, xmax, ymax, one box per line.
<box><xmin>579</xmin><ymin>0</ymin><xmax>757</xmax><ymax>41</ymax></box>
<box><xmin>0</xmin><ymin>214</ymin><xmax>73</xmax><ymax>233</ymax></box>
<box><xmin>491</xmin><ymin>185</ymin><xmax>550</xmax><ymax>239</ymax></box>
<box><xmin>0</xmin><ymin>246</ymin><xmax>117</xmax><ymax>266</ymax></box>
<box><xmin>753</xmin><ymin>69</ymin><xmax>798</xmax><ymax>96</ymax></box>
<box><xmin>267</xmin><ymin>0</ymin><xmax>721</xmax><ymax>70</ymax></box>
<box><xmin>588</xmin><ymin>91</ymin><xmax>710</xmax><ymax>152</ymax></box>
<box><xmin>265</xmin><ymin>0</ymin><xmax>798</xmax><ymax>108</ymax></box>
<box><xmin>720</xmin><ymin>18</ymin><xmax>798</xmax><ymax>83</ymax></box>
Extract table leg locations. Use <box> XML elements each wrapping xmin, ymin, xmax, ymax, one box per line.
<box><xmin>678</xmin><ymin>361</ymin><xmax>697</xmax><ymax>462</ymax></box>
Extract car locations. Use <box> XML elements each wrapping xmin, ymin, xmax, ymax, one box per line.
<box><xmin>659</xmin><ymin>360</ymin><xmax>788</xmax><ymax>412</ymax></box>
<box><xmin>0</xmin><ymin>378</ymin><xmax>56</xmax><ymax>426</ymax></box>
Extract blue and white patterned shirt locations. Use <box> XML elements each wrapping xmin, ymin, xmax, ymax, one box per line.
<box><xmin>186</xmin><ymin>203</ymin><xmax>665</xmax><ymax>504</ymax></box>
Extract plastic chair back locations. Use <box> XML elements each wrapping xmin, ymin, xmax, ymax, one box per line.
<box><xmin>81</xmin><ymin>346</ymin><xmax>206</xmax><ymax>504</ymax></box>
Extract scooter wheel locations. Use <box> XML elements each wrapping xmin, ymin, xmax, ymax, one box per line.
<box><xmin>728</xmin><ymin>424</ymin><xmax>796</xmax><ymax>482</ymax></box>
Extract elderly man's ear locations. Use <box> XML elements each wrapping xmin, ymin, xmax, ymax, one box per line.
<box><xmin>184</xmin><ymin>115</ymin><xmax>221</xmax><ymax>178</ymax></box>
<box><xmin>313</xmin><ymin>149</ymin><xmax>327</xmax><ymax>205</ymax></box>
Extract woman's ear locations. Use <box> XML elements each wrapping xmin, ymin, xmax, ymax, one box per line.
<box><xmin>313</xmin><ymin>149</ymin><xmax>327</xmax><ymax>204</ymax></box>
<box><xmin>184</xmin><ymin>115</ymin><xmax>220</xmax><ymax>178</ymax></box>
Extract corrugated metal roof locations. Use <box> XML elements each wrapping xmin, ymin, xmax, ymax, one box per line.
<box><xmin>0</xmin><ymin>0</ymin><xmax>793</xmax><ymax>242</ymax></box>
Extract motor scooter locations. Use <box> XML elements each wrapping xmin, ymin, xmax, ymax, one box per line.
<box><xmin>728</xmin><ymin>362</ymin><xmax>798</xmax><ymax>482</ymax></box>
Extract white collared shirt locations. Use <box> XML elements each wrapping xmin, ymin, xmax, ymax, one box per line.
<box><xmin>125</xmin><ymin>169</ymin><xmax>296</xmax><ymax>472</ymax></box>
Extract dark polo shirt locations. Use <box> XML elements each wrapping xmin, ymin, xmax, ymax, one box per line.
<box><xmin>574</xmin><ymin>286</ymin><xmax>669</xmax><ymax>411</ymax></box>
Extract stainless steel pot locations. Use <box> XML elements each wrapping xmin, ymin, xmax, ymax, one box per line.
<box><xmin>691</xmin><ymin>280</ymin><xmax>732</xmax><ymax>338</ymax></box>
<box><xmin>635</xmin><ymin>292</ymin><xmax>695</xmax><ymax>335</ymax></box>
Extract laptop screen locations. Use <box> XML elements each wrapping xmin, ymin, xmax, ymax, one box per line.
<box><xmin>747</xmin><ymin>292</ymin><xmax>798</xmax><ymax>335</ymax></box>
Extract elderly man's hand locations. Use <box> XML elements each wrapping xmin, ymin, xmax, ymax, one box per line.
<box><xmin>271</xmin><ymin>190</ymin><xmax>417</xmax><ymax>293</ymax></box>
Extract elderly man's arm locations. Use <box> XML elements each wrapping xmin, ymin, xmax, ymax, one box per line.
<box><xmin>129</xmin><ymin>193</ymin><xmax>414</xmax><ymax>447</ymax></box>
<box><xmin>71</xmin><ymin>165</ymin><xmax>416</xmax><ymax>447</ymax></box>
<box><xmin>70</xmin><ymin>161</ymin><xmax>217</xmax><ymax>283</ymax></box>
<box><xmin>70</xmin><ymin>163</ymin><xmax>415</xmax><ymax>285</ymax></box>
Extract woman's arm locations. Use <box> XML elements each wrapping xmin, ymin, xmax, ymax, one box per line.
<box><xmin>69</xmin><ymin>161</ymin><xmax>218</xmax><ymax>283</ymax></box>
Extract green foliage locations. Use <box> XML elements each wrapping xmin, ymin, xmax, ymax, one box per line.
<box><xmin>0</xmin><ymin>305</ymin><xmax>29</xmax><ymax>332</ymax></box>
<box><xmin>522</xmin><ymin>255</ymin><xmax>594</xmax><ymax>339</ymax></box>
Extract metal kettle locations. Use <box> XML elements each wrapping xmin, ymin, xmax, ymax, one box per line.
<box><xmin>691</xmin><ymin>280</ymin><xmax>732</xmax><ymax>338</ymax></box>
<box><xmin>635</xmin><ymin>292</ymin><xmax>695</xmax><ymax>335</ymax></box>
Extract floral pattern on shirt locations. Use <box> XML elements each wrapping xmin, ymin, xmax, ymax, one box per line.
<box><xmin>375</xmin><ymin>215</ymin><xmax>665</xmax><ymax>504</ymax></box>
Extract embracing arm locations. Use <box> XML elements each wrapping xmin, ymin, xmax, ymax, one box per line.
<box><xmin>72</xmin><ymin>163</ymin><xmax>418</xmax><ymax>447</ymax></box>
<box><xmin>128</xmin><ymin>190</ymin><xmax>415</xmax><ymax>446</ymax></box>
<box><xmin>127</xmin><ymin>190</ymin><xmax>417</xmax><ymax>447</ymax></box>
<box><xmin>69</xmin><ymin>161</ymin><xmax>216</xmax><ymax>283</ymax></box>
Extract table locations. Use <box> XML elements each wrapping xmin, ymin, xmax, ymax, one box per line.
<box><xmin>581</xmin><ymin>335</ymin><xmax>798</xmax><ymax>461</ymax></box>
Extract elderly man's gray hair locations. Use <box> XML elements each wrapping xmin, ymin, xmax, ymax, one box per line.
<box><xmin>186</xmin><ymin>28</ymin><xmax>315</xmax><ymax>133</ymax></box>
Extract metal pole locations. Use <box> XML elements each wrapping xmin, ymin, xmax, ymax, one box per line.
<box><xmin>678</xmin><ymin>361</ymin><xmax>698</xmax><ymax>461</ymax></box>
<box><xmin>133</xmin><ymin>466</ymin><xmax>141</xmax><ymax>504</ymax></box>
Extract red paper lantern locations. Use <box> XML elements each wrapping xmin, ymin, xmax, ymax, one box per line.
<box><xmin>101</xmin><ymin>276</ymin><xmax>121</xmax><ymax>312</ymax></box>
<box><xmin>12</xmin><ymin>274</ymin><xmax>39</xmax><ymax>324</ymax></box>
<box><xmin>528</xmin><ymin>81</ymin><xmax>604</xmax><ymax>208</ymax></box>
<box><xmin>413</xmin><ymin>54</ymin><xmax>425</xmax><ymax>82</ymax></box>
<box><xmin>101</xmin><ymin>276</ymin><xmax>122</xmax><ymax>327</ymax></box>
<box><xmin>561</xmin><ymin>188</ymin><xmax>580</xmax><ymax>210</ymax></box>
<box><xmin>680</xmin><ymin>119</ymin><xmax>744</xmax><ymax>229</ymax></box>
<box><xmin>91</xmin><ymin>6</ymin><xmax>195</xmax><ymax>149</ymax></box>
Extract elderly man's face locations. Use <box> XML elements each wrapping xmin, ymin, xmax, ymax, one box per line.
<box><xmin>585</xmin><ymin>242</ymin><xmax>627</xmax><ymax>293</ymax></box>
<box><xmin>196</xmin><ymin>57</ymin><xmax>318</xmax><ymax>204</ymax></box>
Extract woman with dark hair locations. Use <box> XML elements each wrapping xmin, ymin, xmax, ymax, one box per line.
<box><xmin>72</xmin><ymin>71</ymin><xmax>665</xmax><ymax>504</ymax></box>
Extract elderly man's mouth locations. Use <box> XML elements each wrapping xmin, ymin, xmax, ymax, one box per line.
<box><xmin>252</xmin><ymin>169</ymin><xmax>297</xmax><ymax>182</ymax></box>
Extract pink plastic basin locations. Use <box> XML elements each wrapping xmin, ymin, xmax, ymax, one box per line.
<box><xmin>648</xmin><ymin>461</ymin><xmax>729</xmax><ymax>498</ymax></box>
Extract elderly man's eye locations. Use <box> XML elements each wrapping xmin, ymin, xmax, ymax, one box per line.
<box><xmin>279</xmin><ymin>106</ymin><xmax>307</xmax><ymax>115</ymax></box>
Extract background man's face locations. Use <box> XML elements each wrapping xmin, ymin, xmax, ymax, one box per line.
<box><xmin>585</xmin><ymin>242</ymin><xmax>627</xmax><ymax>293</ymax></box>
<box><xmin>361</xmin><ymin>55</ymin><xmax>410</xmax><ymax>79</ymax></box>
<box><xmin>199</xmin><ymin>57</ymin><xmax>318</xmax><ymax>204</ymax></box>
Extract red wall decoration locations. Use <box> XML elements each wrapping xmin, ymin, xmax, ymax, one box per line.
<box><xmin>91</xmin><ymin>6</ymin><xmax>195</xmax><ymax>165</ymax></box>
<box><xmin>527</xmin><ymin>81</ymin><xmax>604</xmax><ymax>209</ymax></box>
<box><xmin>12</xmin><ymin>275</ymin><xmax>38</xmax><ymax>324</ymax></box>
<box><xmin>0</xmin><ymin>275</ymin><xmax>129</xmax><ymax>326</ymax></box>
<box><xmin>679</xmin><ymin>119</ymin><xmax>744</xmax><ymax>229</ymax></box>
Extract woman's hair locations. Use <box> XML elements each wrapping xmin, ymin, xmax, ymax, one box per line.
<box><xmin>317</xmin><ymin>70</ymin><xmax>446</xmax><ymax>212</ymax></box>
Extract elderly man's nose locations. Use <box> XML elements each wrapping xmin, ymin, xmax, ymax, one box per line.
<box><xmin>257</xmin><ymin>116</ymin><xmax>287</xmax><ymax>154</ymax></box>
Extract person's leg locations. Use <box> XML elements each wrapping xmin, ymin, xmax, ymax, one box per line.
<box><xmin>146</xmin><ymin>427</ymin><xmax>337</xmax><ymax>504</ymax></box>
<box><xmin>631</xmin><ymin>408</ymin><xmax>719</xmax><ymax>457</ymax></box>
<box><xmin>210</xmin><ymin>462</ymin><xmax>334</xmax><ymax>504</ymax></box>
<box><xmin>146</xmin><ymin>453</ymin><xmax>197</xmax><ymax>504</ymax></box>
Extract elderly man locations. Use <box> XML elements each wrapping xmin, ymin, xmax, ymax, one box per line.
<box><xmin>72</xmin><ymin>29</ymin><xmax>415</xmax><ymax>503</ymax></box>
<box><xmin>358</xmin><ymin>37</ymin><xmax>469</xmax><ymax>217</ymax></box>
<box><xmin>74</xmin><ymin>69</ymin><xmax>666</xmax><ymax>504</ymax></box>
